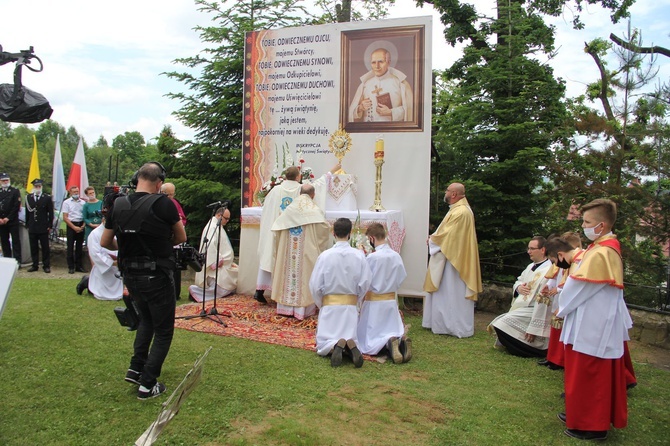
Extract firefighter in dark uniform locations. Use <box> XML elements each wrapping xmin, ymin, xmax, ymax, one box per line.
<box><xmin>25</xmin><ymin>178</ymin><xmax>53</xmax><ymax>273</ymax></box>
<box><xmin>0</xmin><ymin>172</ymin><xmax>22</xmax><ymax>266</ymax></box>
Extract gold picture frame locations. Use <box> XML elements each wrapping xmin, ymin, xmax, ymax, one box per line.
<box><xmin>340</xmin><ymin>25</ymin><xmax>425</xmax><ymax>133</ymax></box>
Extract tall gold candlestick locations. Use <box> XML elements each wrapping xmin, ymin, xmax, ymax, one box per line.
<box><xmin>370</xmin><ymin>136</ymin><xmax>385</xmax><ymax>212</ymax></box>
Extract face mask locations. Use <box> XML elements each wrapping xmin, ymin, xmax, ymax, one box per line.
<box><xmin>583</xmin><ymin>223</ymin><xmax>603</xmax><ymax>241</ymax></box>
<box><xmin>368</xmin><ymin>238</ymin><xmax>375</xmax><ymax>249</ymax></box>
<box><xmin>556</xmin><ymin>258</ymin><xmax>571</xmax><ymax>269</ymax></box>
<box><xmin>1</xmin><ymin>181</ymin><xmax>9</xmax><ymax>188</ymax></box>
<box><xmin>72</xmin><ymin>194</ymin><xmax>79</xmax><ymax>200</ymax></box>
<box><xmin>34</xmin><ymin>187</ymin><xmax>42</xmax><ymax>194</ymax></box>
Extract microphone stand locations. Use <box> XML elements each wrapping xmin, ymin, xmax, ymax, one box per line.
<box><xmin>210</xmin><ymin>214</ymin><xmax>224</xmax><ymax>316</ymax></box>
<box><xmin>177</xmin><ymin>206</ymin><xmax>226</xmax><ymax>326</ymax></box>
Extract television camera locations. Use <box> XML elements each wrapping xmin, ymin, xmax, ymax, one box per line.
<box><xmin>174</xmin><ymin>243</ymin><xmax>205</xmax><ymax>272</ymax></box>
<box><xmin>0</xmin><ymin>45</ymin><xmax>53</xmax><ymax>123</ymax></box>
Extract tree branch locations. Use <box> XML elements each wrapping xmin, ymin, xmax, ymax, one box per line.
<box><xmin>610</xmin><ymin>33</ymin><xmax>670</xmax><ymax>58</ymax></box>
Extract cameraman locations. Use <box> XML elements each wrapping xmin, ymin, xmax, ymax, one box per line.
<box><xmin>101</xmin><ymin>162</ymin><xmax>186</xmax><ymax>400</ymax></box>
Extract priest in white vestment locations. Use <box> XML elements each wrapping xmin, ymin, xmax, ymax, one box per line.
<box><xmin>189</xmin><ymin>207</ymin><xmax>237</xmax><ymax>302</ymax></box>
<box><xmin>348</xmin><ymin>48</ymin><xmax>413</xmax><ymax>122</ymax></box>
<box><xmin>488</xmin><ymin>236</ymin><xmax>552</xmax><ymax>357</ymax></box>
<box><xmin>255</xmin><ymin>164</ymin><xmax>339</xmax><ymax>302</ymax></box>
<box><xmin>271</xmin><ymin>185</ymin><xmax>330</xmax><ymax>319</ymax></box>
<box><xmin>86</xmin><ymin>223</ymin><xmax>123</xmax><ymax>300</ymax></box>
<box><xmin>357</xmin><ymin>222</ymin><xmax>410</xmax><ymax>363</ymax></box>
<box><xmin>423</xmin><ymin>183</ymin><xmax>482</xmax><ymax>338</ymax></box>
<box><xmin>310</xmin><ymin>218</ymin><xmax>371</xmax><ymax>367</ymax></box>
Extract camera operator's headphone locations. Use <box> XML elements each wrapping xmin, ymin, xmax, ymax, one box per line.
<box><xmin>130</xmin><ymin>161</ymin><xmax>166</xmax><ymax>187</ymax></box>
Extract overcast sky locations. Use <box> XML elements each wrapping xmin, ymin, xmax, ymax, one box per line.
<box><xmin>2</xmin><ymin>0</ymin><xmax>668</xmax><ymax>146</ymax></box>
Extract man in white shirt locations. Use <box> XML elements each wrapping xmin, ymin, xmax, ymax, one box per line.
<box><xmin>310</xmin><ymin>218</ymin><xmax>371</xmax><ymax>367</ymax></box>
<box><xmin>62</xmin><ymin>186</ymin><xmax>87</xmax><ymax>274</ymax></box>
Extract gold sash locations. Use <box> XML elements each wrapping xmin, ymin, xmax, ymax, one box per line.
<box><xmin>323</xmin><ymin>294</ymin><xmax>357</xmax><ymax>306</ymax></box>
<box><xmin>365</xmin><ymin>291</ymin><xmax>395</xmax><ymax>301</ymax></box>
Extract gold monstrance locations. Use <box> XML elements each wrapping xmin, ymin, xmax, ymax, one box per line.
<box><xmin>328</xmin><ymin>125</ymin><xmax>352</xmax><ymax>174</ymax></box>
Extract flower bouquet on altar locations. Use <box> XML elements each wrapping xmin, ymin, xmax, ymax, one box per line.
<box><xmin>300</xmin><ymin>165</ymin><xmax>315</xmax><ymax>182</ymax></box>
<box><xmin>349</xmin><ymin>210</ymin><xmax>373</xmax><ymax>255</ymax></box>
<box><xmin>256</xmin><ymin>173</ymin><xmax>285</xmax><ymax>206</ymax></box>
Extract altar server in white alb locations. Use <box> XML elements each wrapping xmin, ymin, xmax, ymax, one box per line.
<box><xmin>310</xmin><ymin>218</ymin><xmax>371</xmax><ymax>367</ymax></box>
<box><xmin>357</xmin><ymin>223</ymin><xmax>411</xmax><ymax>363</ymax></box>
<box><xmin>84</xmin><ymin>194</ymin><xmax>123</xmax><ymax>300</ymax></box>
<box><xmin>189</xmin><ymin>206</ymin><xmax>238</xmax><ymax>302</ymax></box>
<box><xmin>271</xmin><ymin>184</ymin><xmax>330</xmax><ymax>320</ymax></box>
<box><xmin>254</xmin><ymin>164</ymin><xmax>339</xmax><ymax>303</ymax></box>
<box><xmin>423</xmin><ymin>183</ymin><xmax>482</xmax><ymax>338</ymax></box>
<box><xmin>556</xmin><ymin>199</ymin><xmax>632</xmax><ymax>441</ymax></box>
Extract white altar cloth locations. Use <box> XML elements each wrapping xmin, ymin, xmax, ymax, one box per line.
<box><xmin>238</xmin><ymin>207</ymin><xmax>407</xmax><ymax>296</ymax></box>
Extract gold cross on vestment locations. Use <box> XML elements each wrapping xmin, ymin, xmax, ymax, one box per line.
<box><xmin>372</xmin><ymin>85</ymin><xmax>383</xmax><ymax>95</ymax></box>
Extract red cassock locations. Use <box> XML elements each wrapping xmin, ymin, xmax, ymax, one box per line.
<box><xmin>564</xmin><ymin>344</ymin><xmax>628</xmax><ymax>431</ymax></box>
<box><xmin>546</xmin><ymin>326</ymin><xmax>564</xmax><ymax>366</ymax></box>
<box><xmin>623</xmin><ymin>341</ymin><xmax>637</xmax><ymax>388</ymax></box>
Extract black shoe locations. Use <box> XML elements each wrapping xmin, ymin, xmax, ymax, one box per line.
<box><xmin>253</xmin><ymin>290</ymin><xmax>267</xmax><ymax>304</ymax></box>
<box><xmin>564</xmin><ymin>429</ymin><xmax>608</xmax><ymax>441</ymax></box>
<box><xmin>331</xmin><ymin>339</ymin><xmax>346</xmax><ymax>367</ymax></box>
<box><xmin>399</xmin><ymin>336</ymin><xmax>413</xmax><ymax>363</ymax></box>
<box><xmin>43</xmin><ymin>267</ymin><xmax>51</xmax><ymax>273</ymax></box>
<box><xmin>125</xmin><ymin>369</ymin><xmax>142</xmax><ymax>386</ymax></box>
<box><xmin>137</xmin><ymin>382</ymin><xmax>166</xmax><ymax>400</ymax></box>
<box><xmin>627</xmin><ymin>382</ymin><xmax>637</xmax><ymax>390</ymax></box>
<box><xmin>28</xmin><ymin>266</ymin><xmax>39</xmax><ymax>272</ymax></box>
<box><xmin>537</xmin><ymin>358</ymin><xmax>550</xmax><ymax>366</ymax></box>
<box><xmin>75</xmin><ymin>267</ymin><xmax>86</xmax><ymax>273</ymax></box>
<box><xmin>547</xmin><ymin>362</ymin><xmax>564</xmax><ymax>370</ymax></box>
<box><xmin>76</xmin><ymin>276</ymin><xmax>89</xmax><ymax>295</ymax></box>
<box><xmin>68</xmin><ymin>268</ymin><xmax>75</xmax><ymax>274</ymax></box>
<box><xmin>560</xmin><ymin>392</ymin><xmax>565</xmax><ymax>399</ymax></box>
<box><xmin>557</xmin><ymin>412</ymin><xmax>566</xmax><ymax>424</ymax></box>
<box><xmin>386</xmin><ymin>337</ymin><xmax>403</xmax><ymax>364</ymax></box>
<box><xmin>346</xmin><ymin>339</ymin><xmax>364</xmax><ymax>368</ymax></box>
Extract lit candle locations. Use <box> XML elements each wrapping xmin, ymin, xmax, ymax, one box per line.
<box><xmin>374</xmin><ymin>135</ymin><xmax>384</xmax><ymax>159</ymax></box>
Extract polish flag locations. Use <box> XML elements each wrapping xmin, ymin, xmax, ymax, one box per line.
<box><xmin>66</xmin><ymin>137</ymin><xmax>89</xmax><ymax>192</ymax></box>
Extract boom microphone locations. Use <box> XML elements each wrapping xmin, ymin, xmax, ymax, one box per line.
<box><xmin>206</xmin><ymin>200</ymin><xmax>230</xmax><ymax>209</ymax></box>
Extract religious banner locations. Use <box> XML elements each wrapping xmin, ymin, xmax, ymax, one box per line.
<box><xmin>242</xmin><ymin>17</ymin><xmax>432</xmax><ymax>297</ymax></box>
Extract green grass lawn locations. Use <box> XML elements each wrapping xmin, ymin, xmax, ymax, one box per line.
<box><xmin>1</xmin><ymin>277</ymin><xmax>669</xmax><ymax>445</ymax></box>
